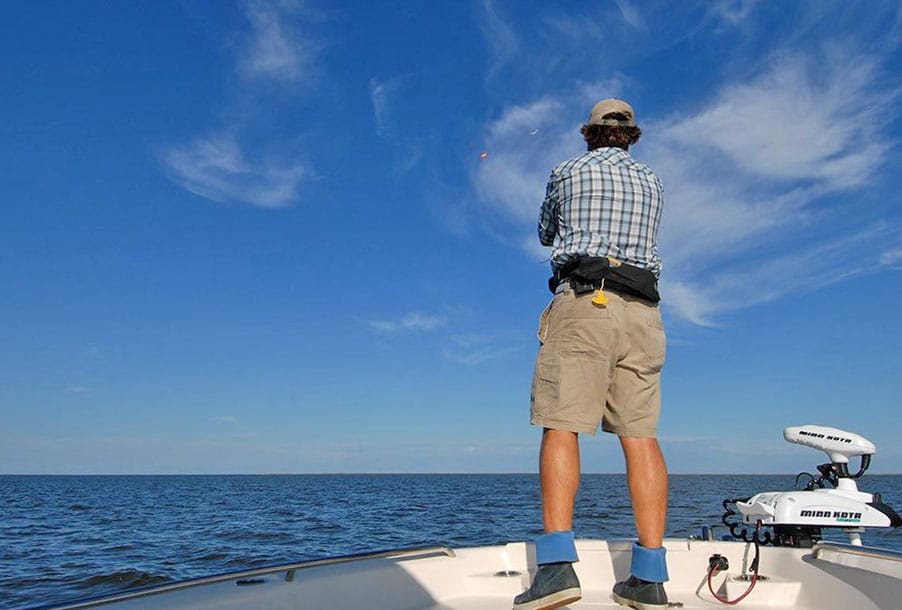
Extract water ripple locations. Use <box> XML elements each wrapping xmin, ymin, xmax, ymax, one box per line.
<box><xmin>1</xmin><ymin>474</ymin><xmax>900</xmax><ymax>609</ymax></box>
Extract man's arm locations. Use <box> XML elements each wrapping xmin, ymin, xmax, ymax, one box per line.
<box><xmin>538</xmin><ymin>173</ymin><xmax>559</xmax><ymax>246</ymax></box>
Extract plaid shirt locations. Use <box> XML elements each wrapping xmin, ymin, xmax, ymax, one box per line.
<box><xmin>539</xmin><ymin>147</ymin><xmax>663</xmax><ymax>278</ymax></box>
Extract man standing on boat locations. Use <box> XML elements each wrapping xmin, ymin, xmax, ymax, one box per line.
<box><xmin>514</xmin><ymin>99</ymin><xmax>669</xmax><ymax>610</ymax></box>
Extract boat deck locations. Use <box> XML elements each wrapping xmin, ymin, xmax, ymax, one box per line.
<box><xmin>44</xmin><ymin>539</ymin><xmax>902</xmax><ymax>610</ymax></box>
<box><xmin>429</xmin><ymin>594</ymin><xmax>806</xmax><ymax>609</ymax></box>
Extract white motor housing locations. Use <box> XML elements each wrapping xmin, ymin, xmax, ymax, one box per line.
<box><xmin>736</xmin><ymin>489</ymin><xmax>898</xmax><ymax>529</ymax></box>
<box><xmin>784</xmin><ymin>425</ymin><xmax>876</xmax><ymax>464</ymax></box>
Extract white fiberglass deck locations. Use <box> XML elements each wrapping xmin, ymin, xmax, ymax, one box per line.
<box><xmin>46</xmin><ymin>539</ymin><xmax>902</xmax><ymax>610</ymax></box>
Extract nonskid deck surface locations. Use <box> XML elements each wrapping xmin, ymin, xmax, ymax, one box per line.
<box><xmin>426</xmin><ymin>596</ymin><xmax>813</xmax><ymax>610</ymax></box>
<box><xmin>419</xmin><ymin>538</ymin><xmax>901</xmax><ymax>610</ymax></box>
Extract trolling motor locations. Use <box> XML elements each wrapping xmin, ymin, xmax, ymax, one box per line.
<box><xmin>705</xmin><ymin>426</ymin><xmax>901</xmax><ymax>605</ymax></box>
<box><xmin>723</xmin><ymin>425</ymin><xmax>901</xmax><ymax>548</ymax></box>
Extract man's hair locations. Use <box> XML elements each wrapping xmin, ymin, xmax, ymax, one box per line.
<box><xmin>580</xmin><ymin>113</ymin><xmax>642</xmax><ymax>150</ymax></box>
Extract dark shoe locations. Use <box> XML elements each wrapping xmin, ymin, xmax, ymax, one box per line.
<box><xmin>512</xmin><ymin>562</ymin><xmax>581</xmax><ymax>610</ymax></box>
<box><xmin>612</xmin><ymin>575</ymin><xmax>668</xmax><ymax>610</ymax></box>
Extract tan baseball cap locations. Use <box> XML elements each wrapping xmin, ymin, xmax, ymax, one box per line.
<box><xmin>588</xmin><ymin>99</ymin><xmax>636</xmax><ymax>127</ymax></box>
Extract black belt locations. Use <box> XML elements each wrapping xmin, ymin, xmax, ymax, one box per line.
<box><xmin>550</xmin><ymin>256</ymin><xmax>660</xmax><ymax>303</ymax></box>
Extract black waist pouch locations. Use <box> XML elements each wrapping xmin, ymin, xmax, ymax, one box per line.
<box><xmin>550</xmin><ymin>256</ymin><xmax>660</xmax><ymax>303</ymax></box>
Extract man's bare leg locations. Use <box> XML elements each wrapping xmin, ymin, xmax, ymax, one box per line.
<box><xmin>540</xmin><ymin>428</ymin><xmax>580</xmax><ymax>532</ymax></box>
<box><xmin>511</xmin><ymin>429</ymin><xmax>582</xmax><ymax>610</ymax></box>
<box><xmin>619</xmin><ymin>436</ymin><xmax>667</xmax><ymax>547</ymax></box>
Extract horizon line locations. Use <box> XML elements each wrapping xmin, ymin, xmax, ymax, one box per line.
<box><xmin>3</xmin><ymin>471</ymin><xmax>901</xmax><ymax>476</ymax></box>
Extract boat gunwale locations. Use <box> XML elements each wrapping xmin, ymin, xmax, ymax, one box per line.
<box><xmin>813</xmin><ymin>541</ymin><xmax>902</xmax><ymax>563</ymax></box>
<box><xmin>30</xmin><ymin>545</ymin><xmax>456</xmax><ymax>610</ymax></box>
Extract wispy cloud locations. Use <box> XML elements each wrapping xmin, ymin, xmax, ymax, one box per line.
<box><xmin>881</xmin><ymin>247</ymin><xmax>902</xmax><ymax>269</ymax></box>
<box><xmin>644</xmin><ymin>49</ymin><xmax>898</xmax><ymax>323</ymax></box>
<box><xmin>707</xmin><ymin>0</ymin><xmax>762</xmax><ymax>26</ymax></box>
<box><xmin>368</xmin><ymin>312</ymin><xmax>447</xmax><ymax>334</ymax></box>
<box><xmin>476</xmin><ymin>0</ymin><xmax>519</xmax><ymax>81</ymax></box>
<box><xmin>614</xmin><ymin>0</ymin><xmax>646</xmax><ymax>30</ymax></box>
<box><xmin>368</xmin><ymin>75</ymin><xmax>424</xmax><ymax>173</ymax></box>
<box><xmin>541</xmin><ymin>15</ymin><xmax>603</xmax><ymax>44</ymax></box>
<box><xmin>239</xmin><ymin>0</ymin><xmax>316</xmax><ymax>84</ymax></box>
<box><xmin>369</xmin><ymin>76</ymin><xmax>401</xmax><ymax>139</ymax></box>
<box><xmin>474</xmin><ymin>98</ymin><xmax>568</xmax><ymax>223</ymax></box>
<box><xmin>163</xmin><ymin>133</ymin><xmax>307</xmax><ymax>208</ymax></box>
<box><xmin>655</xmin><ymin>52</ymin><xmax>894</xmax><ymax>190</ymax></box>
<box><xmin>162</xmin><ymin>0</ymin><xmax>317</xmax><ymax>208</ymax></box>
<box><xmin>82</xmin><ymin>344</ymin><xmax>103</xmax><ymax>358</ymax></box>
<box><xmin>664</xmin><ymin>225</ymin><xmax>891</xmax><ymax>326</ymax></box>
<box><xmin>66</xmin><ymin>385</ymin><xmax>93</xmax><ymax>394</ymax></box>
<box><xmin>442</xmin><ymin>333</ymin><xmax>525</xmax><ymax>365</ymax></box>
<box><xmin>211</xmin><ymin>416</ymin><xmax>239</xmax><ymax>424</ymax></box>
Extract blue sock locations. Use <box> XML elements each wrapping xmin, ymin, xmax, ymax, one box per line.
<box><xmin>630</xmin><ymin>542</ymin><xmax>668</xmax><ymax>582</ymax></box>
<box><xmin>535</xmin><ymin>531</ymin><xmax>578</xmax><ymax>564</ymax></box>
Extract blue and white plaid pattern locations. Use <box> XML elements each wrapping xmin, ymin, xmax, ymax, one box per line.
<box><xmin>539</xmin><ymin>147</ymin><xmax>663</xmax><ymax>277</ymax></box>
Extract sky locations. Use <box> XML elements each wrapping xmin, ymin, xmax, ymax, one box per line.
<box><xmin>2</xmin><ymin>0</ymin><xmax>901</xmax><ymax>475</ymax></box>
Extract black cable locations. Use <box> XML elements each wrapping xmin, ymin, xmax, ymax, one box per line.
<box><xmin>707</xmin><ymin>521</ymin><xmax>762</xmax><ymax>605</ymax></box>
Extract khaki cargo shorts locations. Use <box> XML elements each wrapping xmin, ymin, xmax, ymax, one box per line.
<box><xmin>530</xmin><ymin>284</ymin><xmax>666</xmax><ymax>437</ymax></box>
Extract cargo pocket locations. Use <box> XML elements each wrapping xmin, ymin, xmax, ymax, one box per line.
<box><xmin>556</xmin><ymin>353</ymin><xmax>609</xmax><ymax>428</ymax></box>
<box><xmin>530</xmin><ymin>346</ymin><xmax>559</xmax><ymax>420</ymax></box>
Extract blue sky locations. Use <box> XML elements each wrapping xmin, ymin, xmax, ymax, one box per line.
<box><xmin>2</xmin><ymin>1</ymin><xmax>901</xmax><ymax>474</ymax></box>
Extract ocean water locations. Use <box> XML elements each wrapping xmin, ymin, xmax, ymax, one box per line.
<box><xmin>2</xmin><ymin>474</ymin><xmax>901</xmax><ymax>609</ymax></box>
